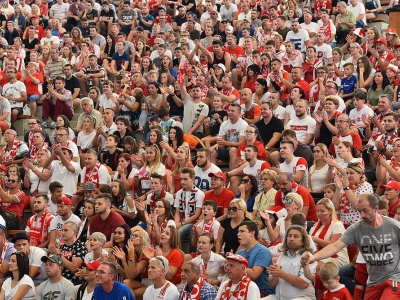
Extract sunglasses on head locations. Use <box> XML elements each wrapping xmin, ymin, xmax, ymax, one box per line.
<box><xmin>282</xmin><ymin>198</ymin><xmax>294</xmax><ymax>204</ymax></box>
<box><xmin>228</xmin><ymin>207</ymin><xmax>240</xmax><ymax>212</ymax></box>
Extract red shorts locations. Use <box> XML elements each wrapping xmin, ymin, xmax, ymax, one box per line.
<box><xmin>365</xmin><ymin>280</ymin><xmax>400</xmax><ymax>300</ymax></box>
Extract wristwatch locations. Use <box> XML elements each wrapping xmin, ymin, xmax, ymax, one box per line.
<box><xmin>181</xmin><ymin>221</ymin><xmax>186</xmax><ymax>226</ymax></box>
<box><xmin>343</xmin><ymin>186</ymin><xmax>350</xmax><ymax>191</ymax></box>
<box><xmin>265</xmin><ymin>146</ymin><xmax>269</xmax><ymax>151</ymax></box>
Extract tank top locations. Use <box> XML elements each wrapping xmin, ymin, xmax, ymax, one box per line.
<box><xmin>213</xmin><ymin>51</ymin><xmax>226</xmax><ymax>66</ymax></box>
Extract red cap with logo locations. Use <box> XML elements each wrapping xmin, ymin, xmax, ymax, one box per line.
<box><xmin>374</xmin><ymin>38</ymin><xmax>387</xmax><ymax>46</ymax></box>
<box><xmin>57</xmin><ymin>196</ymin><xmax>72</xmax><ymax>205</ymax></box>
<box><xmin>208</xmin><ymin>172</ymin><xmax>226</xmax><ymax>181</ymax></box>
<box><xmin>226</xmin><ymin>254</ymin><xmax>249</xmax><ymax>267</ymax></box>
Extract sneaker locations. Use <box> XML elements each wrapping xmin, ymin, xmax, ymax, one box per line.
<box><xmin>49</xmin><ymin>120</ymin><xmax>56</xmax><ymax>129</ymax></box>
<box><xmin>42</xmin><ymin>119</ymin><xmax>48</xmax><ymax>128</ymax></box>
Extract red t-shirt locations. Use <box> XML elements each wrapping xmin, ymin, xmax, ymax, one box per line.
<box><xmin>295</xmin><ymin>79</ymin><xmax>310</xmax><ymax>101</ymax></box>
<box><xmin>89</xmin><ymin>211</ymin><xmax>125</xmax><ymax>241</ymax></box>
<box><xmin>237</xmin><ymin>141</ymin><xmax>266</xmax><ymax>161</ymax></box>
<box><xmin>204</xmin><ymin>188</ymin><xmax>235</xmax><ymax>217</ymax></box>
<box><xmin>329</xmin><ymin>132</ymin><xmax>363</xmax><ymax>154</ymax></box>
<box><xmin>315</xmin><ymin>274</ymin><xmax>353</xmax><ymax>300</ymax></box>
<box><xmin>166</xmin><ymin>248</ymin><xmax>183</xmax><ymax>285</ymax></box>
<box><xmin>274</xmin><ymin>185</ymin><xmax>317</xmax><ymax>221</ymax></box>
<box><xmin>0</xmin><ymin>71</ymin><xmax>22</xmax><ymax>87</ymax></box>
<box><xmin>388</xmin><ymin>199</ymin><xmax>400</xmax><ymax>219</ymax></box>
<box><xmin>23</xmin><ymin>26</ymin><xmax>45</xmax><ymax>40</ymax></box>
<box><xmin>1</xmin><ymin>190</ymin><xmax>25</xmax><ymax>221</ymax></box>
<box><xmin>131</xmin><ymin>82</ymin><xmax>149</xmax><ymax>97</ymax></box>
<box><xmin>24</xmin><ymin>72</ymin><xmax>43</xmax><ymax>96</ymax></box>
<box><xmin>225</xmin><ymin>45</ymin><xmax>245</xmax><ymax>61</ymax></box>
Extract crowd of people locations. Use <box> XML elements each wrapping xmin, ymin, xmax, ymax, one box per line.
<box><xmin>0</xmin><ymin>0</ymin><xmax>398</xmax><ymax>299</ymax></box>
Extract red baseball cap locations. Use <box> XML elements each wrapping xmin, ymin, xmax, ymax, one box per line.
<box><xmin>374</xmin><ymin>38</ymin><xmax>387</xmax><ymax>46</ymax></box>
<box><xmin>266</xmin><ymin>206</ymin><xmax>287</xmax><ymax>219</ymax></box>
<box><xmin>380</xmin><ymin>180</ymin><xmax>400</xmax><ymax>191</ymax></box>
<box><xmin>85</xmin><ymin>260</ymin><xmax>101</xmax><ymax>270</ymax></box>
<box><xmin>386</xmin><ymin>27</ymin><xmax>398</xmax><ymax>36</ymax></box>
<box><xmin>57</xmin><ymin>196</ymin><xmax>72</xmax><ymax>205</ymax></box>
<box><xmin>31</xmin><ymin>14</ymin><xmax>39</xmax><ymax>19</ymax></box>
<box><xmin>0</xmin><ymin>164</ymin><xmax>6</xmax><ymax>172</ymax></box>
<box><xmin>208</xmin><ymin>172</ymin><xmax>226</xmax><ymax>181</ymax></box>
<box><xmin>226</xmin><ymin>254</ymin><xmax>248</xmax><ymax>267</ymax></box>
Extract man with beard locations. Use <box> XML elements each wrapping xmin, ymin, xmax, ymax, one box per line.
<box><xmin>365</xmin><ymin>112</ymin><xmax>398</xmax><ymax>182</ymax></box>
<box><xmin>172</xmin><ymin>5</ymin><xmax>187</xmax><ymax>32</ymax></box>
<box><xmin>280</xmin><ymin>67</ymin><xmax>310</xmax><ymax>101</ymax></box>
<box><xmin>282</xmin><ymin>41</ymin><xmax>304</xmax><ymax>74</ymax></box>
<box><xmin>48</xmin><ymin>196</ymin><xmax>81</xmax><ymax>246</ymax></box>
<box><xmin>204</xmin><ymin>172</ymin><xmax>234</xmax><ymax>222</ymax></box>
<box><xmin>302</xmin><ymin>194</ymin><xmax>400</xmax><ymax>299</ymax></box>
<box><xmin>36</xmin><ymin>254</ymin><xmax>75</xmax><ymax>300</ymax></box>
<box><xmin>285</xmin><ymin>100</ymin><xmax>316</xmax><ymax>145</ymax></box>
<box><xmin>255</xmin><ymin>102</ymin><xmax>284</xmax><ymax>155</ymax></box>
<box><xmin>25</xmin><ymin>193</ymin><xmax>55</xmax><ymax>248</ymax></box>
<box><xmin>268</xmin><ymin>225</ymin><xmax>317</xmax><ymax>299</ymax></box>
<box><xmin>216</xmin><ymin>255</ymin><xmax>260</xmax><ymax>300</ymax></box>
<box><xmin>329</xmin><ymin>115</ymin><xmax>363</xmax><ymax>163</ymax></box>
<box><xmin>278</xmin><ymin>140</ymin><xmax>309</xmax><ymax>189</ymax></box>
<box><xmin>369</xmin><ymin>38</ymin><xmax>395</xmax><ymax>71</ymax></box>
<box><xmin>143</xmin><ymin>256</ymin><xmax>179</xmax><ymax>300</ymax></box>
<box><xmin>274</xmin><ymin>172</ymin><xmax>317</xmax><ymax>221</ymax></box>
<box><xmin>90</xmin><ymin>193</ymin><xmax>125</xmax><ymax>248</ymax></box>
<box><xmin>266</xmin><ymin>59</ymin><xmax>290</xmax><ymax>102</ymax></box>
<box><xmin>227</xmin><ymin>145</ymin><xmax>270</xmax><ymax>195</ymax></box>
<box><xmin>285</xmin><ymin>19</ymin><xmax>310</xmax><ymax>52</ymax></box>
<box><xmin>194</xmin><ymin>148</ymin><xmax>222</xmax><ymax>192</ymax></box>
<box><xmin>237</xmin><ymin>221</ymin><xmax>274</xmax><ymax>297</ymax></box>
<box><xmin>210</xmin><ymin>103</ymin><xmax>247</xmax><ymax>171</ymax></box>
<box><xmin>179</xmin><ymin>261</ymin><xmax>217</xmax><ymax>300</ymax></box>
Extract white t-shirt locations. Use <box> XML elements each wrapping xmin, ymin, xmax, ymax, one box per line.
<box><xmin>182</xmin><ymin>96</ymin><xmax>209</xmax><ymax>134</ymax></box>
<box><xmin>194</xmin><ymin>163</ymin><xmax>221</xmax><ymax>192</ymax></box>
<box><xmin>3</xmin><ymin>81</ymin><xmax>27</xmax><ymax>108</ymax></box>
<box><xmin>2</xmin><ymin>274</ymin><xmax>35</xmax><ymax>300</ymax></box>
<box><xmin>29</xmin><ymin>246</ymin><xmax>47</xmax><ymax>281</ymax></box>
<box><xmin>99</xmin><ymin>93</ymin><xmax>118</xmax><ymax>110</ymax></box>
<box><xmin>347</xmin><ymin>2</ymin><xmax>366</xmax><ymax>27</ymax></box>
<box><xmin>300</xmin><ymin>22</ymin><xmax>319</xmax><ymax>43</ymax></box>
<box><xmin>243</xmin><ymin>160</ymin><xmax>270</xmax><ymax>190</ymax></box>
<box><xmin>286</xmin><ymin>116</ymin><xmax>316</xmax><ymax>144</ymax></box>
<box><xmin>142</xmin><ymin>281</ymin><xmax>180</xmax><ymax>300</ymax></box>
<box><xmin>191</xmin><ymin>252</ymin><xmax>225</xmax><ymax>280</ymax></box>
<box><xmin>349</xmin><ymin>106</ymin><xmax>374</xmax><ymax>126</ymax></box>
<box><xmin>138</xmin><ymin>164</ymin><xmax>166</xmax><ymax>190</ymax></box>
<box><xmin>146</xmin><ymin>191</ymin><xmax>175</xmax><ymax>206</ymax></box>
<box><xmin>84</xmin><ymin>249</ymin><xmax>109</xmax><ymax>263</ymax></box>
<box><xmin>77</xmin><ymin>130</ymin><xmax>97</xmax><ymax>150</ymax></box>
<box><xmin>174</xmin><ymin>188</ymin><xmax>205</xmax><ymax>220</ymax></box>
<box><xmin>285</xmin><ymin>29</ymin><xmax>310</xmax><ymax>52</ymax></box>
<box><xmin>40</xmin><ymin>36</ymin><xmax>60</xmax><ymax>47</ymax></box>
<box><xmin>273</xmin><ymin>105</ymin><xmax>285</xmax><ymax>120</ymax></box>
<box><xmin>99</xmin><ymin>123</ymin><xmax>117</xmax><ymax>150</ymax></box>
<box><xmin>280</xmin><ymin>157</ymin><xmax>308</xmax><ymax>187</ymax></box>
<box><xmin>220</xmin><ymin>4</ymin><xmax>238</xmax><ymax>20</ymax></box>
<box><xmin>80</xmin><ymin>165</ymin><xmax>111</xmax><ymax>185</ymax></box>
<box><xmin>49</xmin><ymin>214</ymin><xmax>81</xmax><ymax>245</ymax></box>
<box><xmin>50</xmin><ymin>161</ymin><xmax>81</xmax><ymax>195</ymax></box>
<box><xmin>314</xmin><ymin>95</ymin><xmax>346</xmax><ymax>113</ymax></box>
<box><xmin>315</xmin><ymin>43</ymin><xmax>333</xmax><ymax>64</ymax></box>
<box><xmin>218</xmin><ymin>119</ymin><xmax>248</xmax><ymax>142</ymax></box>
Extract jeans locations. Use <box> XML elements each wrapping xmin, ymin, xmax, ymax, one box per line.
<box><xmin>178</xmin><ymin>223</ymin><xmax>193</xmax><ymax>244</ymax></box>
<box><xmin>28</xmin><ymin>94</ymin><xmax>40</xmax><ymax>102</ymax></box>
<box><xmin>339</xmin><ymin>264</ymin><xmax>355</xmax><ymax>295</ymax></box>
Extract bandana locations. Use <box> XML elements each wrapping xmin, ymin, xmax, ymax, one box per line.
<box><xmin>219</xmin><ymin>275</ymin><xmax>252</xmax><ymax>300</ymax></box>
<box><xmin>179</xmin><ymin>277</ymin><xmax>205</xmax><ymax>300</ymax></box>
<box><xmin>2</xmin><ymin>139</ymin><xmax>21</xmax><ymax>161</ymax></box>
<box><xmin>84</xmin><ymin>161</ymin><xmax>101</xmax><ymax>187</ymax></box>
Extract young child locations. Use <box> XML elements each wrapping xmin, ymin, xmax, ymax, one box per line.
<box><xmin>378</xmin><ymin>198</ymin><xmax>389</xmax><ymax>216</ymax></box>
<box><xmin>339</xmin><ymin>62</ymin><xmax>357</xmax><ymax>111</ymax></box>
<box><xmin>192</xmin><ymin>200</ymin><xmax>220</xmax><ymax>251</ymax></box>
<box><xmin>323</xmin><ymin>184</ymin><xmax>336</xmax><ymax>201</ymax></box>
<box><xmin>303</xmin><ymin>261</ymin><xmax>352</xmax><ymax>300</ymax></box>
<box><xmin>158</xmin><ymin>108</ymin><xmax>174</xmax><ymax>136</ymax></box>
<box><xmin>326</xmin><ymin>63</ymin><xmax>341</xmax><ymax>88</ymax></box>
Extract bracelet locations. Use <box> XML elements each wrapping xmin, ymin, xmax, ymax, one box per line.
<box><xmin>115</xmin><ymin>264</ymin><xmax>121</xmax><ymax>270</ymax></box>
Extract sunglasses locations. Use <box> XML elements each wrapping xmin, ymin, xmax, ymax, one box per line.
<box><xmin>8</xmin><ymin>179</ymin><xmax>19</xmax><ymax>183</ymax></box>
<box><xmin>241</xmin><ymin>179</ymin><xmax>250</xmax><ymax>183</ymax></box>
<box><xmin>131</xmin><ymin>234</ymin><xmax>141</xmax><ymax>239</ymax></box>
<box><xmin>228</xmin><ymin>207</ymin><xmax>241</xmax><ymax>212</ymax></box>
<box><xmin>282</xmin><ymin>198</ymin><xmax>294</xmax><ymax>204</ymax></box>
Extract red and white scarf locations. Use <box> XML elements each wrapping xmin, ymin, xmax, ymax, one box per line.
<box><xmin>321</xmin><ymin>22</ymin><xmax>332</xmax><ymax>44</ymax></box>
<box><xmin>179</xmin><ymin>277</ymin><xmax>205</xmax><ymax>300</ymax></box>
<box><xmin>84</xmin><ymin>162</ymin><xmax>101</xmax><ymax>187</ymax></box>
<box><xmin>372</xmin><ymin>51</ymin><xmax>390</xmax><ymax>71</ymax></box>
<box><xmin>202</xmin><ymin>217</ymin><xmax>215</xmax><ymax>234</ymax></box>
<box><xmin>219</xmin><ymin>276</ymin><xmax>252</xmax><ymax>300</ymax></box>
<box><xmin>149</xmin><ymin>189</ymin><xmax>166</xmax><ymax>211</ymax></box>
<box><xmin>179</xmin><ymin>189</ymin><xmax>198</xmax><ymax>221</ymax></box>
<box><xmin>177</xmin><ymin>57</ymin><xmax>196</xmax><ymax>85</ymax></box>
<box><xmin>221</xmin><ymin>87</ymin><xmax>239</xmax><ymax>110</ymax></box>
<box><xmin>2</xmin><ymin>140</ymin><xmax>21</xmax><ymax>161</ymax></box>
<box><xmin>310</xmin><ymin>221</ymin><xmax>338</xmax><ymax>258</ymax></box>
<box><xmin>340</xmin><ymin>183</ymin><xmax>358</xmax><ymax>213</ymax></box>
<box><xmin>379</xmin><ymin>130</ymin><xmax>398</xmax><ymax>146</ymax></box>
<box><xmin>371</xmin><ymin>110</ymin><xmax>393</xmax><ymax>141</ymax></box>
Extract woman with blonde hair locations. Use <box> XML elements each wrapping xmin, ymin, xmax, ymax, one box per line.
<box><xmin>169</xmin><ymin>145</ymin><xmax>193</xmax><ymax>195</ymax></box>
<box><xmin>308</xmin><ymin>143</ymin><xmax>334</xmax><ymax>193</ymax></box>
<box><xmin>309</xmin><ymin>198</ymin><xmax>349</xmax><ymax>270</ymax></box>
<box><xmin>215</xmin><ymin>198</ymin><xmax>251</xmax><ymax>255</ymax></box>
<box><xmin>252</xmin><ymin>169</ymin><xmax>278</xmax><ymax>223</ymax></box>
<box><xmin>77</xmin><ymin>115</ymin><xmax>97</xmax><ymax>166</ymax></box>
<box><xmin>265</xmin><ymin>192</ymin><xmax>303</xmax><ymax>243</ymax></box>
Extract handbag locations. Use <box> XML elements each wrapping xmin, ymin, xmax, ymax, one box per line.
<box><xmin>23</xmin><ymin>104</ymin><xmax>31</xmax><ymax>116</ymax></box>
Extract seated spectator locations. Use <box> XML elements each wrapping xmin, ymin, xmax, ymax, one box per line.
<box><xmin>25</xmin><ymin>193</ymin><xmax>55</xmax><ymax>249</ymax></box>
<box><xmin>179</xmin><ymin>261</ymin><xmax>217</xmax><ymax>299</ymax></box>
<box><xmin>110</xmin><ymin>179</ymin><xmax>137</xmax><ymax>226</ymax></box>
<box><xmin>313</xmin><ymin>96</ymin><xmax>341</xmax><ymax>148</ymax></box>
<box><xmin>77</xmin><ymin>116</ymin><xmax>97</xmax><ymax>165</ymax></box>
<box><xmin>285</xmin><ymin>99</ymin><xmax>316</xmax><ymax>146</ymax></box>
<box><xmin>252</xmin><ymin>170</ymin><xmax>278</xmax><ymax>223</ymax></box>
<box><xmin>308</xmin><ymin>144</ymin><xmax>333</xmax><ymax>193</ymax></box>
<box><xmin>1</xmin><ymin>129</ymin><xmax>29</xmax><ymax>167</ymax></box>
<box><xmin>36</xmin><ymin>254</ymin><xmax>76</xmax><ymax>299</ymax></box>
<box><xmin>0</xmin><ymin>173</ymin><xmax>25</xmax><ymax>229</ymax></box>
<box><xmin>75</xmin><ymin>195</ymin><xmax>96</xmax><ymax>242</ymax></box>
<box><xmin>0</xmin><ymin>225</ymin><xmax>16</xmax><ymax>278</ymax></box>
<box><xmin>11</xmin><ymin>231</ymin><xmax>47</xmax><ymax>286</ymax></box>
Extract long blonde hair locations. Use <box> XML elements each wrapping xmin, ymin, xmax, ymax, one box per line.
<box><xmin>173</xmin><ymin>146</ymin><xmax>191</xmax><ymax>175</ymax></box>
<box><xmin>229</xmin><ymin>198</ymin><xmax>251</xmax><ymax>219</ymax></box>
<box><xmin>143</xmin><ymin>145</ymin><xmax>162</xmax><ymax>174</ymax></box>
<box><xmin>317</xmin><ymin>198</ymin><xmax>338</xmax><ymax>221</ymax></box>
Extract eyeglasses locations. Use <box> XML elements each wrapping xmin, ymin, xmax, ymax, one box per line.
<box><xmin>154</xmin><ymin>205</ymin><xmax>165</xmax><ymax>209</ymax></box>
<box><xmin>282</xmin><ymin>198</ymin><xmax>294</xmax><ymax>204</ymax></box>
<box><xmin>131</xmin><ymin>234</ymin><xmax>141</xmax><ymax>239</ymax></box>
<box><xmin>245</xmin><ymin>130</ymin><xmax>255</xmax><ymax>134</ymax></box>
<box><xmin>8</xmin><ymin>179</ymin><xmax>19</xmax><ymax>183</ymax></box>
<box><xmin>228</xmin><ymin>207</ymin><xmax>241</xmax><ymax>212</ymax></box>
<box><xmin>325</xmin><ymin>85</ymin><xmax>335</xmax><ymax>89</ymax></box>
<box><xmin>28</xmin><ymin>122</ymin><xmax>37</xmax><ymax>125</ymax></box>
<box><xmin>55</xmin><ymin>133</ymin><xmax>68</xmax><ymax>136</ymax></box>
<box><xmin>241</xmin><ymin>179</ymin><xmax>250</xmax><ymax>183</ymax></box>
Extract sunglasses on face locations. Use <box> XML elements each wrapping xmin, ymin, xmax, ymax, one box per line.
<box><xmin>241</xmin><ymin>179</ymin><xmax>250</xmax><ymax>183</ymax></box>
<box><xmin>8</xmin><ymin>179</ymin><xmax>18</xmax><ymax>183</ymax></box>
<box><xmin>228</xmin><ymin>207</ymin><xmax>240</xmax><ymax>212</ymax></box>
<box><xmin>282</xmin><ymin>198</ymin><xmax>294</xmax><ymax>204</ymax></box>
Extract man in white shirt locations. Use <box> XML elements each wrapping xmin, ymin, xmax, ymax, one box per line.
<box><xmin>285</xmin><ymin>100</ymin><xmax>316</xmax><ymax>145</ymax></box>
<box><xmin>349</xmin><ymin>90</ymin><xmax>374</xmax><ymax>135</ymax></box>
<box><xmin>347</xmin><ymin>0</ymin><xmax>366</xmax><ymax>29</ymax></box>
<box><xmin>194</xmin><ymin>148</ymin><xmax>221</xmax><ymax>192</ymax></box>
<box><xmin>143</xmin><ymin>256</ymin><xmax>180</xmax><ymax>300</ymax></box>
<box><xmin>314</xmin><ymin>32</ymin><xmax>333</xmax><ymax>64</ymax></box>
<box><xmin>211</xmin><ymin>103</ymin><xmax>248</xmax><ymax>171</ymax></box>
<box><xmin>200</xmin><ymin>1</ymin><xmax>221</xmax><ymax>30</ymax></box>
<box><xmin>300</xmin><ymin>12</ymin><xmax>319</xmax><ymax>43</ymax></box>
<box><xmin>279</xmin><ymin>140</ymin><xmax>309</xmax><ymax>187</ymax></box>
<box><xmin>285</xmin><ymin>19</ymin><xmax>310</xmax><ymax>52</ymax></box>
